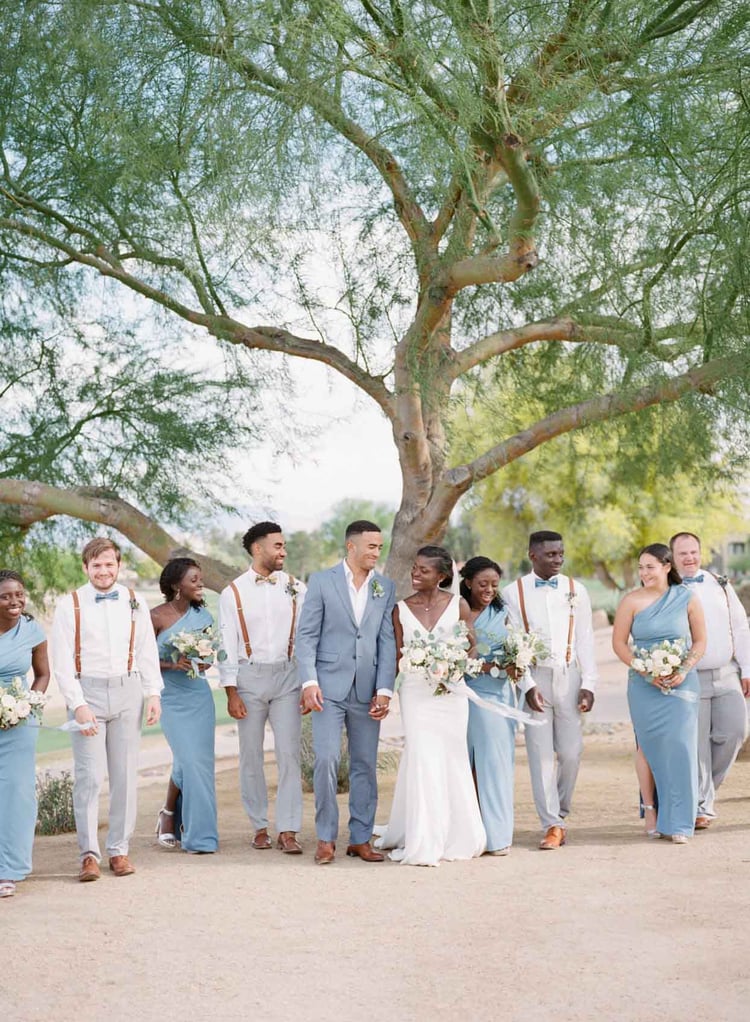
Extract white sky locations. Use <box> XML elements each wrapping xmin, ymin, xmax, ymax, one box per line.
<box><xmin>225</xmin><ymin>359</ymin><xmax>403</xmax><ymax>531</ymax></box>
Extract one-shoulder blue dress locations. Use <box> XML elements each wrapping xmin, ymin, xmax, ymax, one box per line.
<box><xmin>466</xmin><ymin>605</ymin><xmax>517</xmax><ymax>852</ymax></box>
<box><xmin>0</xmin><ymin>616</ymin><xmax>46</xmax><ymax>880</ymax></box>
<box><xmin>627</xmin><ymin>586</ymin><xmax>699</xmax><ymax>837</ymax></box>
<box><xmin>157</xmin><ymin>606</ymin><xmax>218</xmax><ymax>852</ymax></box>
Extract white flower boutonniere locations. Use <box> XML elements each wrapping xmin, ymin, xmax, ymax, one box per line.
<box><xmin>285</xmin><ymin>576</ymin><xmax>300</xmax><ymax>599</ymax></box>
<box><xmin>716</xmin><ymin>575</ymin><xmax>729</xmax><ymax>589</ymax></box>
<box><xmin>129</xmin><ymin>596</ymin><xmax>140</xmax><ymax>612</ymax></box>
<box><xmin>565</xmin><ymin>590</ymin><xmax>579</xmax><ymax>610</ymax></box>
<box><xmin>371</xmin><ymin>579</ymin><xmax>385</xmax><ymax>599</ymax></box>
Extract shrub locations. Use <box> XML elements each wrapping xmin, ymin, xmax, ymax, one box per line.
<box><xmin>35</xmin><ymin>770</ymin><xmax>76</xmax><ymax>835</ymax></box>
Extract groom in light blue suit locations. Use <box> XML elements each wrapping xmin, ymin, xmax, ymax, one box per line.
<box><xmin>296</xmin><ymin>521</ymin><xmax>397</xmax><ymax>864</ymax></box>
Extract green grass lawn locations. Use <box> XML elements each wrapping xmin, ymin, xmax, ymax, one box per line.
<box><xmin>36</xmin><ymin>688</ymin><xmax>233</xmax><ymax>758</ymax></box>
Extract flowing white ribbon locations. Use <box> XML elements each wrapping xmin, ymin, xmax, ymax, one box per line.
<box><xmin>658</xmin><ymin>686</ymin><xmax>699</xmax><ymax>703</ymax></box>
<box><xmin>451</xmin><ymin>679</ymin><xmax>546</xmax><ymax>726</ymax></box>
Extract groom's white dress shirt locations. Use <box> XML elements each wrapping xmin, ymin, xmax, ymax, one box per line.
<box><xmin>52</xmin><ymin>582</ymin><xmax>162</xmax><ymax>710</ymax></box>
<box><xmin>684</xmin><ymin>572</ymin><xmax>750</xmax><ymax>674</ymax></box>
<box><xmin>218</xmin><ymin>568</ymin><xmax>307</xmax><ymax>686</ymax></box>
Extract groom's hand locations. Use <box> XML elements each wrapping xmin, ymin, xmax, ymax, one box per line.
<box><xmin>369</xmin><ymin>695</ymin><xmax>391</xmax><ymax>720</ymax></box>
<box><xmin>301</xmin><ymin>685</ymin><xmax>324</xmax><ymax>714</ymax></box>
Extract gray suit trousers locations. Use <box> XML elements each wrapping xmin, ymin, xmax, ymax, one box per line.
<box><xmin>523</xmin><ymin>665</ymin><xmax>584</xmax><ymax>829</ymax></box>
<box><xmin>697</xmin><ymin>665</ymin><xmax>748</xmax><ymax>818</ymax></box>
<box><xmin>236</xmin><ymin>659</ymin><xmax>302</xmax><ymax>833</ymax></box>
<box><xmin>71</xmin><ymin>673</ymin><xmax>143</xmax><ymax>861</ymax></box>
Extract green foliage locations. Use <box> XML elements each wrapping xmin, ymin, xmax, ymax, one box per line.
<box><xmin>35</xmin><ymin>770</ymin><xmax>76</xmax><ymax>835</ymax></box>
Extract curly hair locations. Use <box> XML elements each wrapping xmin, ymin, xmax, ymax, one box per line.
<box><xmin>0</xmin><ymin>569</ymin><xmax>33</xmax><ymax>619</ymax></box>
<box><xmin>159</xmin><ymin>558</ymin><xmax>205</xmax><ymax>607</ymax></box>
<box><xmin>459</xmin><ymin>556</ymin><xmax>504</xmax><ymax>610</ymax></box>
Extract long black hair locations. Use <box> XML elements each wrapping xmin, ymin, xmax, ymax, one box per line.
<box><xmin>459</xmin><ymin>556</ymin><xmax>504</xmax><ymax>610</ymax></box>
<box><xmin>159</xmin><ymin>558</ymin><xmax>205</xmax><ymax>607</ymax></box>
<box><xmin>639</xmin><ymin>543</ymin><xmax>682</xmax><ymax>586</ymax></box>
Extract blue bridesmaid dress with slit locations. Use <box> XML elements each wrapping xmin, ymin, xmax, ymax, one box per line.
<box><xmin>627</xmin><ymin>586</ymin><xmax>699</xmax><ymax>837</ymax></box>
<box><xmin>0</xmin><ymin>616</ymin><xmax>45</xmax><ymax>881</ymax></box>
<box><xmin>157</xmin><ymin>606</ymin><xmax>218</xmax><ymax>852</ymax></box>
<box><xmin>466</xmin><ymin>605</ymin><xmax>517</xmax><ymax>852</ymax></box>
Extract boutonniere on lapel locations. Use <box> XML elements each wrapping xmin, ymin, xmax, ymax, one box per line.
<box><xmin>565</xmin><ymin>590</ymin><xmax>579</xmax><ymax>610</ymax></box>
<box><xmin>371</xmin><ymin>579</ymin><xmax>385</xmax><ymax>599</ymax></box>
<box><xmin>716</xmin><ymin>575</ymin><xmax>729</xmax><ymax>589</ymax></box>
<box><xmin>129</xmin><ymin>595</ymin><xmax>140</xmax><ymax>612</ymax></box>
<box><xmin>285</xmin><ymin>576</ymin><xmax>300</xmax><ymax>599</ymax></box>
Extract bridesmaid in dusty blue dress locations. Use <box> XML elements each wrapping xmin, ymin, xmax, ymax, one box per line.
<box><xmin>461</xmin><ymin>557</ymin><xmax>517</xmax><ymax>856</ymax></box>
<box><xmin>612</xmin><ymin>544</ymin><xmax>706</xmax><ymax>843</ymax></box>
<box><xmin>0</xmin><ymin>570</ymin><xmax>50</xmax><ymax>898</ymax></box>
<box><xmin>151</xmin><ymin>559</ymin><xmax>218</xmax><ymax>853</ymax></box>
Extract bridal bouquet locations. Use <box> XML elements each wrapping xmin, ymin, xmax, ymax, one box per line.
<box><xmin>479</xmin><ymin>626</ymin><xmax>550</xmax><ymax>681</ymax></box>
<box><xmin>169</xmin><ymin>626</ymin><xmax>227</xmax><ymax>679</ymax></box>
<box><xmin>0</xmin><ymin>678</ymin><xmax>48</xmax><ymax>729</ymax></box>
<box><xmin>398</xmin><ymin>621</ymin><xmax>484</xmax><ymax>696</ymax></box>
<box><xmin>630</xmin><ymin>639</ymin><xmax>688</xmax><ymax>694</ymax></box>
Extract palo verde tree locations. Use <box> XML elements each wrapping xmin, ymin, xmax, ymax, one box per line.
<box><xmin>1</xmin><ymin>1</ymin><xmax>748</xmax><ymax>590</ymax></box>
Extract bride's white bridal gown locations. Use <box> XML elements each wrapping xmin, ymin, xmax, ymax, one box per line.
<box><xmin>375</xmin><ymin>596</ymin><xmax>486</xmax><ymax>866</ymax></box>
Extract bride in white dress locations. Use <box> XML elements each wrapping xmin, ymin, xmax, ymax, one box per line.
<box><xmin>375</xmin><ymin>546</ymin><xmax>486</xmax><ymax>866</ymax></box>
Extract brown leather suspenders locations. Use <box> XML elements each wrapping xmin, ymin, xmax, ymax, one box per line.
<box><xmin>516</xmin><ymin>576</ymin><xmax>575</xmax><ymax>666</ymax></box>
<box><xmin>71</xmin><ymin>588</ymin><xmax>137</xmax><ymax>678</ymax></box>
<box><xmin>230</xmin><ymin>576</ymin><xmax>298</xmax><ymax>662</ymax></box>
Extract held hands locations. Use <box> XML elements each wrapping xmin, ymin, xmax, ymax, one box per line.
<box><xmin>74</xmin><ymin>703</ymin><xmax>99</xmax><ymax>737</ymax></box>
<box><xmin>741</xmin><ymin>677</ymin><xmax>750</xmax><ymax>698</ymax></box>
<box><xmin>144</xmin><ymin>696</ymin><xmax>161</xmax><ymax>726</ymax></box>
<box><xmin>369</xmin><ymin>695</ymin><xmax>391</xmax><ymax>720</ymax></box>
<box><xmin>301</xmin><ymin>685</ymin><xmax>324</xmax><ymax>715</ymax></box>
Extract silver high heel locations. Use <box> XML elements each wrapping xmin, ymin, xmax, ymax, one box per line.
<box><xmin>643</xmin><ymin>804</ymin><xmax>660</xmax><ymax>839</ymax></box>
<box><xmin>156</xmin><ymin>807</ymin><xmax>177</xmax><ymax>848</ymax></box>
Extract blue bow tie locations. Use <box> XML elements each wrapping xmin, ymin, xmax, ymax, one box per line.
<box><xmin>682</xmin><ymin>575</ymin><xmax>704</xmax><ymax>584</ymax></box>
<box><xmin>95</xmin><ymin>591</ymin><xmax>119</xmax><ymax>602</ymax></box>
<box><xmin>535</xmin><ymin>577</ymin><xmax>559</xmax><ymax>588</ymax></box>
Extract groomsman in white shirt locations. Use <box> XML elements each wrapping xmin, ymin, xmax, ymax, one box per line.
<box><xmin>52</xmin><ymin>538</ymin><xmax>162</xmax><ymax>882</ymax></box>
<box><xmin>218</xmin><ymin>522</ymin><xmax>307</xmax><ymax>854</ymax></box>
<box><xmin>670</xmin><ymin>531</ymin><xmax>750</xmax><ymax>827</ymax></box>
<box><xmin>503</xmin><ymin>530</ymin><xmax>597</xmax><ymax>849</ymax></box>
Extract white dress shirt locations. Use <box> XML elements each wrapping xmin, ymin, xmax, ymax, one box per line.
<box><xmin>218</xmin><ymin>568</ymin><xmax>307</xmax><ymax>686</ymax></box>
<box><xmin>502</xmin><ymin>572</ymin><xmax>598</xmax><ymax>691</ymax></box>
<box><xmin>682</xmin><ymin>571</ymin><xmax>750</xmax><ymax>675</ymax></box>
<box><xmin>52</xmin><ymin>582</ymin><xmax>163</xmax><ymax>711</ymax></box>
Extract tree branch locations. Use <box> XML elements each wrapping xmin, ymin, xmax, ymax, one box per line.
<box><xmin>0</xmin><ymin>479</ymin><xmax>242</xmax><ymax>592</ymax></box>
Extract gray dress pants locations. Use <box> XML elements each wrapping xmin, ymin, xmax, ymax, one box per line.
<box><xmin>236</xmin><ymin>659</ymin><xmax>302</xmax><ymax>832</ymax></box>
<box><xmin>71</xmin><ymin>673</ymin><xmax>143</xmax><ymax>861</ymax></box>
<box><xmin>697</xmin><ymin>665</ymin><xmax>748</xmax><ymax>818</ymax></box>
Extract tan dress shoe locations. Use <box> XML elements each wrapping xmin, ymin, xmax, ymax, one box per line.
<box><xmin>252</xmin><ymin>829</ymin><xmax>272</xmax><ymax>850</ymax></box>
<box><xmin>79</xmin><ymin>855</ymin><xmax>101</xmax><ymax>882</ymax></box>
<box><xmin>277</xmin><ymin>832</ymin><xmax>303</xmax><ymax>854</ymax></box>
<box><xmin>345</xmin><ymin>842</ymin><xmax>385</xmax><ymax>862</ymax></box>
<box><xmin>694</xmin><ymin>816</ymin><xmax>711</xmax><ymax>830</ymax></box>
<box><xmin>108</xmin><ymin>855</ymin><xmax>136</xmax><ymax>877</ymax></box>
<box><xmin>539</xmin><ymin>826</ymin><xmax>566</xmax><ymax>850</ymax></box>
<box><xmin>314</xmin><ymin>840</ymin><xmax>336</xmax><ymax>864</ymax></box>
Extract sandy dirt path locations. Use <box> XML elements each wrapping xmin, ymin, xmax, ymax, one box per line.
<box><xmin>5</xmin><ymin>720</ymin><xmax>750</xmax><ymax>1022</ymax></box>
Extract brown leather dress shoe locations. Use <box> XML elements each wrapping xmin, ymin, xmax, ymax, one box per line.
<box><xmin>79</xmin><ymin>854</ymin><xmax>101</xmax><ymax>882</ymax></box>
<box><xmin>695</xmin><ymin>815</ymin><xmax>712</xmax><ymax>830</ymax></box>
<box><xmin>539</xmin><ymin>826</ymin><xmax>566</xmax><ymax>850</ymax></box>
<box><xmin>277</xmin><ymin>832</ymin><xmax>303</xmax><ymax>854</ymax></box>
<box><xmin>252</xmin><ymin>829</ymin><xmax>272</xmax><ymax>850</ymax></box>
<box><xmin>108</xmin><ymin>855</ymin><xmax>136</xmax><ymax>877</ymax></box>
<box><xmin>314</xmin><ymin>840</ymin><xmax>336</xmax><ymax>864</ymax></box>
<box><xmin>346</xmin><ymin>841</ymin><xmax>385</xmax><ymax>862</ymax></box>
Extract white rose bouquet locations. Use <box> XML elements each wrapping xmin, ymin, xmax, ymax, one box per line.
<box><xmin>398</xmin><ymin>621</ymin><xmax>484</xmax><ymax>696</ymax></box>
<box><xmin>0</xmin><ymin>678</ymin><xmax>48</xmax><ymax>729</ymax></box>
<box><xmin>169</xmin><ymin>626</ymin><xmax>227</xmax><ymax>679</ymax></box>
<box><xmin>479</xmin><ymin>625</ymin><xmax>550</xmax><ymax>682</ymax></box>
<box><xmin>630</xmin><ymin>639</ymin><xmax>688</xmax><ymax>694</ymax></box>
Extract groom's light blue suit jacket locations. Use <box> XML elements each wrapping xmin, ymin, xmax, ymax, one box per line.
<box><xmin>295</xmin><ymin>563</ymin><xmax>397</xmax><ymax>702</ymax></box>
